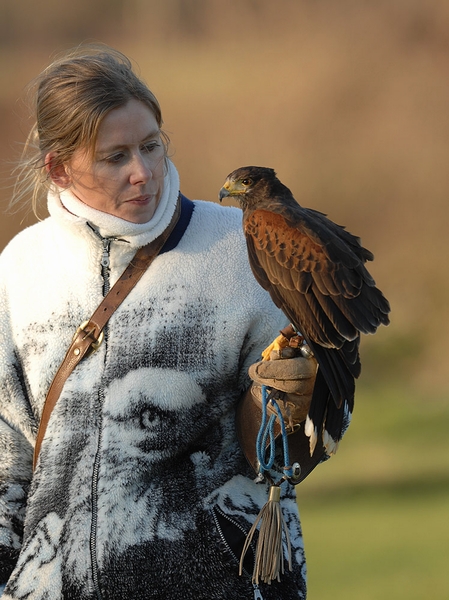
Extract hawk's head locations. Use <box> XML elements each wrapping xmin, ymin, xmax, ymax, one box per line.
<box><xmin>219</xmin><ymin>166</ymin><xmax>279</xmax><ymax>210</ymax></box>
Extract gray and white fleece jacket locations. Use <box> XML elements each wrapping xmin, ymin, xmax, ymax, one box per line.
<box><xmin>0</xmin><ymin>162</ymin><xmax>308</xmax><ymax>599</ymax></box>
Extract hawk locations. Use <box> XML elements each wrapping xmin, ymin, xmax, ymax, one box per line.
<box><xmin>219</xmin><ymin>166</ymin><xmax>390</xmax><ymax>455</ymax></box>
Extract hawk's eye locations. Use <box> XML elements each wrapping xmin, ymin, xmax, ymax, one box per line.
<box><xmin>241</xmin><ymin>178</ymin><xmax>252</xmax><ymax>186</ymax></box>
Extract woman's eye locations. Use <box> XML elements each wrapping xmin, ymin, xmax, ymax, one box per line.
<box><xmin>105</xmin><ymin>153</ymin><xmax>125</xmax><ymax>164</ymax></box>
<box><xmin>142</xmin><ymin>142</ymin><xmax>160</xmax><ymax>153</ymax></box>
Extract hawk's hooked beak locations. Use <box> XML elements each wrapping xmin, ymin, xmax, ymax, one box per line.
<box><xmin>218</xmin><ymin>182</ymin><xmax>231</xmax><ymax>203</ymax></box>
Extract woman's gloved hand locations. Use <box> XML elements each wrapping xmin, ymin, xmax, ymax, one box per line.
<box><xmin>238</xmin><ymin>328</ymin><xmax>325</xmax><ymax>483</ymax></box>
<box><xmin>248</xmin><ymin>335</ymin><xmax>318</xmax><ymax>431</ymax></box>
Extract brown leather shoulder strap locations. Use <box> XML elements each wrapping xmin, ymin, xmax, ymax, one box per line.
<box><xmin>33</xmin><ymin>196</ymin><xmax>181</xmax><ymax>469</ymax></box>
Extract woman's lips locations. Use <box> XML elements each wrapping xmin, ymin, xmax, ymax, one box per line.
<box><xmin>126</xmin><ymin>195</ymin><xmax>152</xmax><ymax>204</ymax></box>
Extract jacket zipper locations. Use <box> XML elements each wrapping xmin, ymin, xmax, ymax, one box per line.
<box><xmin>90</xmin><ymin>398</ymin><xmax>104</xmax><ymax>600</ymax></box>
<box><xmin>90</xmin><ymin>236</ymin><xmax>112</xmax><ymax>600</ymax></box>
<box><xmin>100</xmin><ymin>239</ymin><xmax>111</xmax><ymax>293</ymax></box>
<box><xmin>212</xmin><ymin>508</ymin><xmax>264</xmax><ymax>600</ymax></box>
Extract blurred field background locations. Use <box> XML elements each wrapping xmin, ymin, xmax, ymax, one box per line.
<box><xmin>1</xmin><ymin>1</ymin><xmax>448</xmax><ymax>598</ymax></box>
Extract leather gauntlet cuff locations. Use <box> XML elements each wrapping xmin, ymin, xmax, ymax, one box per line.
<box><xmin>236</xmin><ymin>385</ymin><xmax>327</xmax><ymax>485</ymax></box>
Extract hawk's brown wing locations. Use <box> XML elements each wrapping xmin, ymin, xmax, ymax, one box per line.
<box><xmin>244</xmin><ymin>207</ymin><xmax>388</xmax><ymax>410</ymax></box>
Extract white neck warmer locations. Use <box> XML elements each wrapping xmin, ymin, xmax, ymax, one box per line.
<box><xmin>47</xmin><ymin>159</ymin><xmax>180</xmax><ymax>249</ymax></box>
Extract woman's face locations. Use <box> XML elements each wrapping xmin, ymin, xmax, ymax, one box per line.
<box><xmin>51</xmin><ymin>99</ymin><xmax>166</xmax><ymax>224</ymax></box>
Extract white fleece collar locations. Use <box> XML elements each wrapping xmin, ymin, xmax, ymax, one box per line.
<box><xmin>47</xmin><ymin>159</ymin><xmax>180</xmax><ymax>249</ymax></box>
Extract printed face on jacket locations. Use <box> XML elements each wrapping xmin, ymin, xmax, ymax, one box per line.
<box><xmin>49</xmin><ymin>99</ymin><xmax>166</xmax><ymax>224</ymax></box>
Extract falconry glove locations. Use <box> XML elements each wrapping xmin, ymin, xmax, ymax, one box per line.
<box><xmin>250</xmin><ymin>324</ymin><xmax>317</xmax><ymax>431</ymax></box>
<box><xmin>236</xmin><ymin>325</ymin><xmax>326</xmax><ymax>482</ymax></box>
<box><xmin>249</xmin><ymin>346</ymin><xmax>318</xmax><ymax>433</ymax></box>
<box><xmin>236</xmin><ymin>333</ymin><xmax>325</xmax><ymax>586</ymax></box>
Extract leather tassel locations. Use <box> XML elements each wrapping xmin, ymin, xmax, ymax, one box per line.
<box><xmin>239</xmin><ymin>485</ymin><xmax>292</xmax><ymax>584</ymax></box>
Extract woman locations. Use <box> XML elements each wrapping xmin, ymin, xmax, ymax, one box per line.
<box><xmin>0</xmin><ymin>45</ymin><xmax>323</xmax><ymax>599</ymax></box>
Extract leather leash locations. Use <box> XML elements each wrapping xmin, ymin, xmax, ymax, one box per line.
<box><xmin>33</xmin><ymin>196</ymin><xmax>181</xmax><ymax>470</ymax></box>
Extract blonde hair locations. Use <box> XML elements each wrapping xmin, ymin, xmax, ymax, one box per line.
<box><xmin>11</xmin><ymin>44</ymin><xmax>169</xmax><ymax>217</ymax></box>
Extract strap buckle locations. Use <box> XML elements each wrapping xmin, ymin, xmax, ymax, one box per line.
<box><xmin>73</xmin><ymin>320</ymin><xmax>104</xmax><ymax>356</ymax></box>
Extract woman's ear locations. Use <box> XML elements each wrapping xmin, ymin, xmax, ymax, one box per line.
<box><xmin>45</xmin><ymin>152</ymin><xmax>71</xmax><ymax>187</ymax></box>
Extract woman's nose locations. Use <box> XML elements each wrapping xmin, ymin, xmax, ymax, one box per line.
<box><xmin>129</xmin><ymin>155</ymin><xmax>152</xmax><ymax>185</ymax></box>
